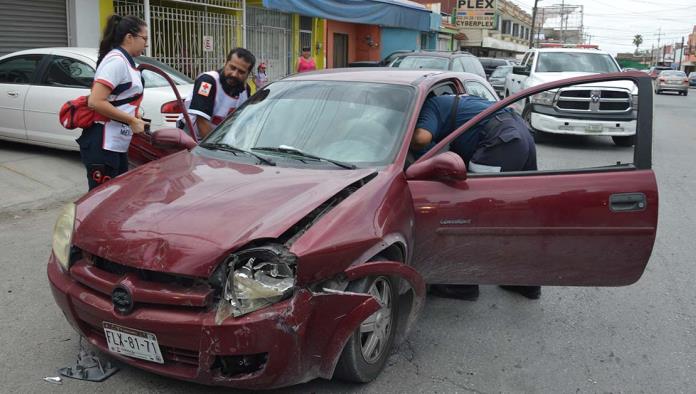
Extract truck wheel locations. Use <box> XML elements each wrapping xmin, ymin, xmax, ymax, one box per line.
<box><xmin>684</xmin><ymin>90</ymin><xmax>688</xmax><ymax>96</ymax></box>
<box><xmin>522</xmin><ymin>106</ymin><xmax>545</xmax><ymax>143</ymax></box>
<box><xmin>612</xmin><ymin>135</ymin><xmax>635</xmax><ymax>147</ymax></box>
<box><xmin>334</xmin><ymin>274</ymin><xmax>399</xmax><ymax>383</ymax></box>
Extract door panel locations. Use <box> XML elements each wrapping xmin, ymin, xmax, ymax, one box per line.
<box><xmin>128</xmin><ymin>133</ymin><xmax>186</xmax><ymax>168</ymax></box>
<box><xmin>409</xmin><ymin>169</ymin><xmax>658</xmax><ymax>286</ymax></box>
<box><xmin>24</xmin><ymin>55</ymin><xmax>94</xmax><ymax>149</ymax></box>
<box><xmin>0</xmin><ymin>54</ymin><xmax>45</xmax><ymax>140</ymax></box>
<box><xmin>0</xmin><ymin>83</ymin><xmax>30</xmax><ymax>140</ymax></box>
<box><xmin>24</xmin><ymin>85</ymin><xmax>87</xmax><ymax>149</ymax></box>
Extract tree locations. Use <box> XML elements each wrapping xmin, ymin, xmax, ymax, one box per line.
<box><xmin>633</xmin><ymin>34</ymin><xmax>644</xmax><ymax>54</ymax></box>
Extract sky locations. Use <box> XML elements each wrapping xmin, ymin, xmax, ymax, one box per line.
<box><xmin>507</xmin><ymin>0</ymin><xmax>696</xmax><ymax>56</ymax></box>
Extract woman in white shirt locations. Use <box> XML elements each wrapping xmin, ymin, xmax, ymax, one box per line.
<box><xmin>77</xmin><ymin>14</ymin><xmax>149</xmax><ymax>190</ymax></box>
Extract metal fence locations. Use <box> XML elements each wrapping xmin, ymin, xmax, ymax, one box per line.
<box><xmin>245</xmin><ymin>7</ymin><xmax>292</xmax><ymax>82</ymax></box>
<box><xmin>115</xmin><ymin>0</ymin><xmax>241</xmax><ymax>78</ymax></box>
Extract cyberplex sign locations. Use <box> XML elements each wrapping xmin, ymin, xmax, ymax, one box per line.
<box><xmin>456</xmin><ymin>0</ymin><xmax>497</xmax><ymax>29</ymax></box>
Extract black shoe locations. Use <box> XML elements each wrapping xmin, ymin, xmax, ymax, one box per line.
<box><xmin>499</xmin><ymin>285</ymin><xmax>541</xmax><ymax>300</ymax></box>
<box><xmin>429</xmin><ymin>284</ymin><xmax>479</xmax><ymax>301</ymax></box>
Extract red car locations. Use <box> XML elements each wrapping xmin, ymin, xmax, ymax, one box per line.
<box><xmin>48</xmin><ymin>70</ymin><xmax>658</xmax><ymax>389</ymax></box>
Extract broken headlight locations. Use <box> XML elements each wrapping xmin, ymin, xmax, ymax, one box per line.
<box><xmin>52</xmin><ymin>203</ymin><xmax>76</xmax><ymax>271</ymax></box>
<box><xmin>215</xmin><ymin>245</ymin><xmax>296</xmax><ymax>322</ymax></box>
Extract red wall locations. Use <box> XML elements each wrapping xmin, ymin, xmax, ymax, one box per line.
<box><xmin>326</xmin><ymin>21</ymin><xmax>381</xmax><ymax>68</ymax></box>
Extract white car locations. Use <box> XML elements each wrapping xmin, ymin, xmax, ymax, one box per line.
<box><xmin>0</xmin><ymin>47</ymin><xmax>193</xmax><ymax>151</ymax></box>
<box><xmin>504</xmin><ymin>48</ymin><xmax>637</xmax><ymax>146</ymax></box>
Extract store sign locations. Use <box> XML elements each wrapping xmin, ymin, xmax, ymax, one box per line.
<box><xmin>203</xmin><ymin>36</ymin><xmax>214</xmax><ymax>52</ymax></box>
<box><xmin>456</xmin><ymin>0</ymin><xmax>497</xmax><ymax>29</ymax></box>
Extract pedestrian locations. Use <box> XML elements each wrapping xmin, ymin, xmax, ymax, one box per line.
<box><xmin>254</xmin><ymin>62</ymin><xmax>269</xmax><ymax>89</ymax></box>
<box><xmin>77</xmin><ymin>14</ymin><xmax>149</xmax><ymax>191</ymax></box>
<box><xmin>411</xmin><ymin>93</ymin><xmax>541</xmax><ymax>300</ymax></box>
<box><xmin>296</xmin><ymin>47</ymin><xmax>316</xmax><ymax>73</ymax></box>
<box><xmin>178</xmin><ymin>47</ymin><xmax>255</xmax><ymax>139</ymax></box>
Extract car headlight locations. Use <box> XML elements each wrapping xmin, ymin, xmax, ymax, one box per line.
<box><xmin>530</xmin><ymin>90</ymin><xmax>556</xmax><ymax>105</ymax></box>
<box><xmin>631</xmin><ymin>94</ymin><xmax>639</xmax><ymax>109</ymax></box>
<box><xmin>52</xmin><ymin>203</ymin><xmax>76</xmax><ymax>271</ymax></box>
<box><xmin>215</xmin><ymin>245</ymin><xmax>296</xmax><ymax>322</ymax></box>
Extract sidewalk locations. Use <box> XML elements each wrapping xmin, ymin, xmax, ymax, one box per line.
<box><xmin>0</xmin><ymin>141</ymin><xmax>86</xmax><ymax>212</ymax></box>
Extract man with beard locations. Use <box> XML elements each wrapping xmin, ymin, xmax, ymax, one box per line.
<box><xmin>178</xmin><ymin>47</ymin><xmax>255</xmax><ymax>139</ymax></box>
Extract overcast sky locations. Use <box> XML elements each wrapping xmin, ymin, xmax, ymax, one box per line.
<box><xmin>509</xmin><ymin>0</ymin><xmax>696</xmax><ymax>56</ymax></box>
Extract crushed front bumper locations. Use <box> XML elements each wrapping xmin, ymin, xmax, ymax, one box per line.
<box><xmin>47</xmin><ymin>255</ymin><xmax>379</xmax><ymax>389</ymax></box>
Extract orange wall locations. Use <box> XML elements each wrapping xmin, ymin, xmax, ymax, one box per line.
<box><xmin>326</xmin><ymin>21</ymin><xmax>381</xmax><ymax>68</ymax></box>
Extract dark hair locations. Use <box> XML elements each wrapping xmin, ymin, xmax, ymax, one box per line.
<box><xmin>226</xmin><ymin>47</ymin><xmax>256</xmax><ymax>72</ymax></box>
<box><xmin>302</xmin><ymin>47</ymin><xmax>311</xmax><ymax>52</ymax></box>
<box><xmin>97</xmin><ymin>14</ymin><xmax>147</xmax><ymax>66</ymax></box>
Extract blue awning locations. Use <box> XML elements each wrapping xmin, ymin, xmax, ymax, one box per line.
<box><xmin>262</xmin><ymin>0</ymin><xmax>432</xmax><ymax>31</ymax></box>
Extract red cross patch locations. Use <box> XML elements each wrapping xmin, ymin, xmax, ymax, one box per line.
<box><xmin>198</xmin><ymin>82</ymin><xmax>212</xmax><ymax>97</ymax></box>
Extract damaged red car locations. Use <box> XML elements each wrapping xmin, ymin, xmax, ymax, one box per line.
<box><xmin>48</xmin><ymin>69</ymin><xmax>658</xmax><ymax>389</ymax></box>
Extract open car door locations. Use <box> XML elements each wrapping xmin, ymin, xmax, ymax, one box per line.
<box><xmin>407</xmin><ymin>72</ymin><xmax>657</xmax><ymax>286</ymax></box>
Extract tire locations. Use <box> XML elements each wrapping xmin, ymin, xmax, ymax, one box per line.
<box><xmin>684</xmin><ymin>90</ymin><xmax>688</xmax><ymax>96</ymax></box>
<box><xmin>334</xmin><ymin>274</ymin><xmax>399</xmax><ymax>383</ymax></box>
<box><xmin>612</xmin><ymin>135</ymin><xmax>635</xmax><ymax>147</ymax></box>
<box><xmin>522</xmin><ymin>105</ymin><xmax>545</xmax><ymax>143</ymax></box>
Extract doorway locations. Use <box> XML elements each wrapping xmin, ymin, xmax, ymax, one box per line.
<box><xmin>333</xmin><ymin>33</ymin><xmax>349</xmax><ymax>68</ymax></box>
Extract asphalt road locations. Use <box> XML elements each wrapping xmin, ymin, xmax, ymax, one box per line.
<box><xmin>1</xmin><ymin>90</ymin><xmax>695</xmax><ymax>393</ymax></box>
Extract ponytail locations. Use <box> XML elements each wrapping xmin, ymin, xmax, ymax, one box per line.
<box><xmin>97</xmin><ymin>14</ymin><xmax>147</xmax><ymax>66</ymax></box>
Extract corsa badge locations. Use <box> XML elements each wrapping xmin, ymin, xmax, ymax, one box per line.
<box><xmin>198</xmin><ymin>82</ymin><xmax>212</xmax><ymax>97</ymax></box>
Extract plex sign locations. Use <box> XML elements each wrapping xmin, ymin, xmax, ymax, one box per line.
<box><xmin>456</xmin><ymin>0</ymin><xmax>497</xmax><ymax>29</ymax></box>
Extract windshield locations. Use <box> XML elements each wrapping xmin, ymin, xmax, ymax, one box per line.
<box><xmin>205</xmin><ymin>81</ymin><xmax>414</xmax><ymax>167</ymax></box>
<box><xmin>660</xmin><ymin>70</ymin><xmax>685</xmax><ymax>77</ymax></box>
<box><xmin>135</xmin><ymin>56</ymin><xmax>194</xmax><ymax>87</ymax></box>
<box><xmin>490</xmin><ymin>66</ymin><xmax>512</xmax><ymax>78</ymax></box>
<box><xmin>390</xmin><ymin>56</ymin><xmax>450</xmax><ymax>70</ymax></box>
<box><xmin>535</xmin><ymin>52</ymin><xmax>620</xmax><ymax>73</ymax></box>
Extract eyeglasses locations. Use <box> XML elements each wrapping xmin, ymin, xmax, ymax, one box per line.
<box><xmin>133</xmin><ymin>34</ymin><xmax>148</xmax><ymax>41</ymax></box>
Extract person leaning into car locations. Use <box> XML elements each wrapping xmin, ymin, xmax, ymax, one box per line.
<box><xmin>79</xmin><ymin>14</ymin><xmax>149</xmax><ymax>191</ymax></box>
<box><xmin>177</xmin><ymin>47</ymin><xmax>256</xmax><ymax>140</ymax></box>
<box><xmin>410</xmin><ymin>93</ymin><xmax>541</xmax><ymax>300</ymax></box>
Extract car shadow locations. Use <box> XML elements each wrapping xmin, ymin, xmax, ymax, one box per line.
<box><xmin>0</xmin><ymin>140</ymin><xmax>82</xmax><ymax>162</ymax></box>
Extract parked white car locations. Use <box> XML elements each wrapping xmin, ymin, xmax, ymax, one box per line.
<box><xmin>504</xmin><ymin>48</ymin><xmax>637</xmax><ymax>146</ymax></box>
<box><xmin>0</xmin><ymin>47</ymin><xmax>192</xmax><ymax>151</ymax></box>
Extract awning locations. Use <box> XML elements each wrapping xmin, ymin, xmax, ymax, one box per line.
<box><xmin>262</xmin><ymin>0</ymin><xmax>432</xmax><ymax>31</ymax></box>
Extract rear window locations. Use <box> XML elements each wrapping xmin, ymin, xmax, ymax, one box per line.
<box><xmin>659</xmin><ymin>70</ymin><xmax>685</xmax><ymax>77</ymax></box>
<box><xmin>490</xmin><ymin>66</ymin><xmax>512</xmax><ymax>78</ymax></box>
<box><xmin>390</xmin><ymin>56</ymin><xmax>450</xmax><ymax>70</ymax></box>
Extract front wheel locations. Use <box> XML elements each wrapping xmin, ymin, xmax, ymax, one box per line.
<box><xmin>612</xmin><ymin>135</ymin><xmax>635</xmax><ymax>147</ymax></box>
<box><xmin>522</xmin><ymin>106</ymin><xmax>546</xmax><ymax>143</ymax></box>
<box><xmin>334</xmin><ymin>275</ymin><xmax>399</xmax><ymax>383</ymax></box>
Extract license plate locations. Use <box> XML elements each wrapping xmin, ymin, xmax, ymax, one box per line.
<box><xmin>585</xmin><ymin>124</ymin><xmax>603</xmax><ymax>132</ymax></box>
<box><xmin>103</xmin><ymin>322</ymin><xmax>164</xmax><ymax>364</ymax></box>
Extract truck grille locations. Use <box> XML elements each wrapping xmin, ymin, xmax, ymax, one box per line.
<box><xmin>554</xmin><ymin>88</ymin><xmax>632</xmax><ymax>113</ymax></box>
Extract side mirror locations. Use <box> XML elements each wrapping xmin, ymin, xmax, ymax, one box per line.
<box><xmin>151</xmin><ymin>128</ymin><xmax>197</xmax><ymax>150</ymax></box>
<box><xmin>512</xmin><ymin>65</ymin><xmax>530</xmax><ymax>76</ymax></box>
<box><xmin>406</xmin><ymin>152</ymin><xmax>467</xmax><ymax>181</ymax></box>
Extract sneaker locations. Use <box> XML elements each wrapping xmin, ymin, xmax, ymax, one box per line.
<box><xmin>499</xmin><ymin>285</ymin><xmax>541</xmax><ymax>300</ymax></box>
<box><xmin>429</xmin><ymin>284</ymin><xmax>479</xmax><ymax>301</ymax></box>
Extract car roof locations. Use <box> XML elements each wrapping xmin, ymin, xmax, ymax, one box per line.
<box><xmin>532</xmin><ymin>48</ymin><xmax>611</xmax><ymax>55</ymax></box>
<box><xmin>283</xmin><ymin>68</ymin><xmax>480</xmax><ymax>86</ymax></box>
<box><xmin>0</xmin><ymin>47</ymin><xmax>97</xmax><ymax>60</ymax></box>
<box><xmin>393</xmin><ymin>51</ymin><xmax>473</xmax><ymax>59</ymax></box>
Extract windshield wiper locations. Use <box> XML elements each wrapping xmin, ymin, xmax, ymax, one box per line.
<box><xmin>199</xmin><ymin>142</ymin><xmax>276</xmax><ymax>166</ymax></box>
<box><xmin>252</xmin><ymin>145</ymin><xmax>356</xmax><ymax>169</ymax></box>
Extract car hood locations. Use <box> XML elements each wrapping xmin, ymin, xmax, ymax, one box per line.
<box><xmin>73</xmin><ymin>151</ymin><xmax>376</xmax><ymax>278</ymax></box>
<box><xmin>532</xmin><ymin>72</ymin><xmax>637</xmax><ymax>92</ymax></box>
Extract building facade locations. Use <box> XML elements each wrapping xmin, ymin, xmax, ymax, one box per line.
<box><xmin>414</xmin><ymin>0</ymin><xmax>532</xmax><ymax>58</ymax></box>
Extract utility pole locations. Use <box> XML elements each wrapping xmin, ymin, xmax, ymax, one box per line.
<box><xmin>656</xmin><ymin>27</ymin><xmax>662</xmax><ymax>65</ymax></box>
<box><xmin>678</xmin><ymin>36</ymin><xmax>685</xmax><ymax>70</ymax></box>
<box><xmin>529</xmin><ymin>0</ymin><xmax>539</xmax><ymax>48</ymax></box>
<box><xmin>560</xmin><ymin>0</ymin><xmax>565</xmax><ymax>44</ymax></box>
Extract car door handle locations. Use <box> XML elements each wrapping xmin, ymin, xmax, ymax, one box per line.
<box><xmin>7</xmin><ymin>91</ymin><xmax>19</xmax><ymax>97</ymax></box>
<box><xmin>609</xmin><ymin>193</ymin><xmax>646</xmax><ymax>212</ymax></box>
